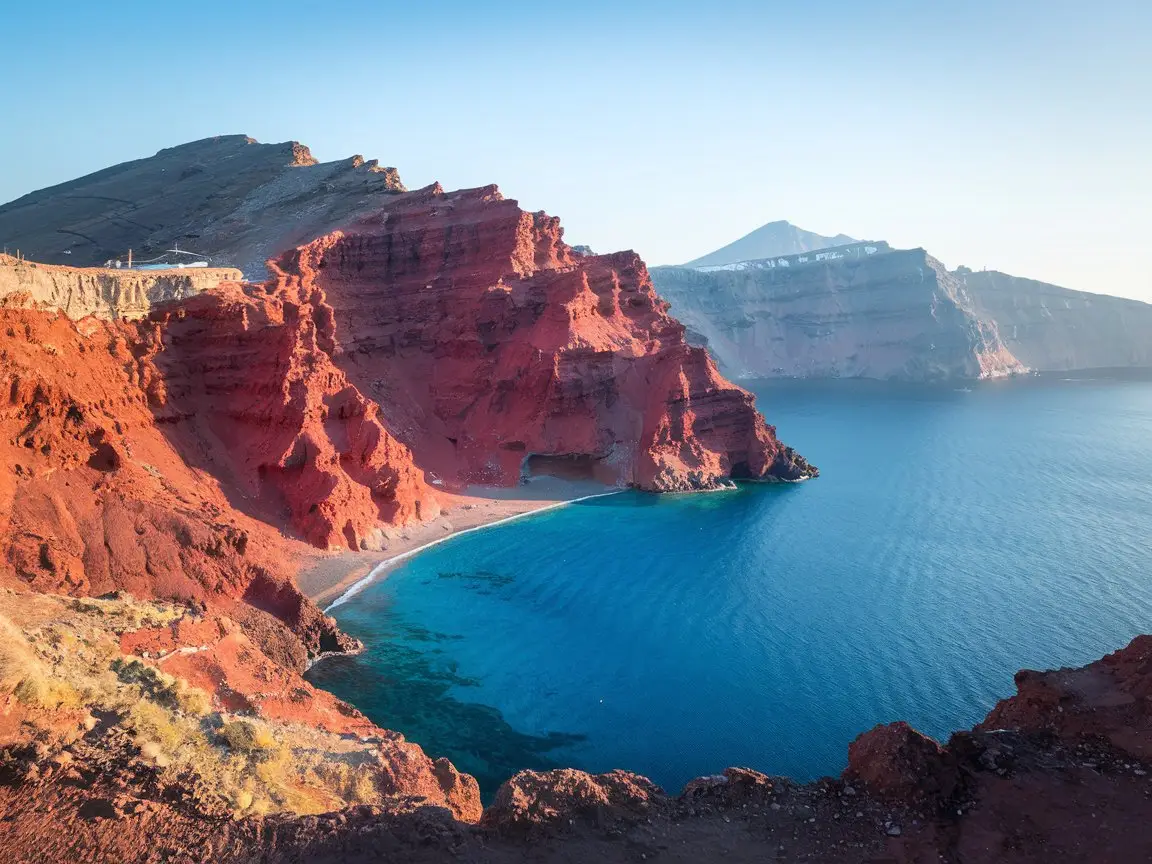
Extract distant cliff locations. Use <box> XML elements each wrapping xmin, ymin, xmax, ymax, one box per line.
<box><xmin>684</xmin><ymin>220</ymin><xmax>856</xmax><ymax>269</ymax></box>
<box><xmin>961</xmin><ymin>269</ymin><xmax>1152</xmax><ymax>372</ymax></box>
<box><xmin>0</xmin><ymin>135</ymin><xmax>406</xmax><ymax>279</ymax></box>
<box><xmin>653</xmin><ymin>242</ymin><xmax>1152</xmax><ymax>381</ymax></box>
<box><xmin>652</xmin><ymin>245</ymin><xmax>1023</xmax><ymax>381</ymax></box>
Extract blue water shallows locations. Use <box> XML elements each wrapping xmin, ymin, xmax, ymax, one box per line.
<box><xmin>306</xmin><ymin>378</ymin><xmax>1152</xmax><ymax>799</ymax></box>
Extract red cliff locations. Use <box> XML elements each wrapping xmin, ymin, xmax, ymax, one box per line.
<box><xmin>267</xmin><ymin>184</ymin><xmax>815</xmax><ymax>493</ymax></box>
<box><xmin>0</xmin><ymin>305</ymin><xmax>357</xmax><ymax>662</ymax></box>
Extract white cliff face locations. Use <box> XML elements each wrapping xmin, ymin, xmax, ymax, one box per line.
<box><xmin>962</xmin><ymin>271</ymin><xmax>1152</xmax><ymax>372</ymax></box>
<box><xmin>652</xmin><ymin>247</ymin><xmax>1025</xmax><ymax>382</ymax></box>
<box><xmin>0</xmin><ymin>255</ymin><xmax>240</xmax><ymax>320</ymax></box>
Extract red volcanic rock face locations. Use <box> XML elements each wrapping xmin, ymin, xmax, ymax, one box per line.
<box><xmin>133</xmin><ymin>283</ymin><xmax>438</xmax><ymax>551</ymax></box>
<box><xmin>0</xmin><ymin>307</ymin><xmax>352</xmax><ymax>660</ymax></box>
<box><xmin>268</xmin><ymin>184</ymin><xmax>815</xmax><ymax>492</ymax></box>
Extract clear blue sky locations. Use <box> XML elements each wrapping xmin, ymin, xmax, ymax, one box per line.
<box><xmin>3</xmin><ymin>1</ymin><xmax>1149</xmax><ymax>299</ymax></box>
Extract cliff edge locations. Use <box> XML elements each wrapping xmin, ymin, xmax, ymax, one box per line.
<box><xmin>0</xmin><ymin>254</ymin><xmax>241</xmax><ymax>319</ymax></box>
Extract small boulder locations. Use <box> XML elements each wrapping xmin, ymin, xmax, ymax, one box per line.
<box><xmin>844</xmin><ymin>721</ymin><xmax>955</xmax><ymax>802</ymax></box>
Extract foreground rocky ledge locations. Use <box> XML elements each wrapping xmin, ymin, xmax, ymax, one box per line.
<box><xmin>2</xmin><ymin>586</ymin><xmax>1149</xmax><ymax>863</ymax></box>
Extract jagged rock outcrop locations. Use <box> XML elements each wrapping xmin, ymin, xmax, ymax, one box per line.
<box><xmin>978</xmin><ymin>634</ymin><xmax>1152</xmax><ymax>760</ymax></box>
<box><xmin>480</xmin><ymin>769</ymin><xmax>662</xmax><ymax>832</ymax></box>
<box><xmin>684</xmin><ymin>220</ymin><xmax>857</xmax><ymax>269</ymax></box>
<box><xmin>133</xmin><ymin>283</ymin><xmax>437</xmax><ymax>550</ymax></box>
<box><xmin>267</xmin><ymin>184</ymin><xmax>815</xmax><ymax>490</ymax></box>
<box><xmin>962</xmin><ymin>269</ymin><xmax>1152</xmax><ymax>372</ymax></box>
<box><xmin>0</xmin><ymin>254</ymin><xmax>240</xmax><ymax>320</ymax></box>
<box><xmin>653</xmin><ymin>245</ymin><xmax>1025</xmax><ymax>380</ymax></box>
<box><xmin>0</xmin><ymin>135</ymin><xmax>407</xmax><ymax>279</ymax></box>
<box><xmin>843</xmin><ymin>721</ymin><xmax>956</xmax><ymax>800</ymax></box>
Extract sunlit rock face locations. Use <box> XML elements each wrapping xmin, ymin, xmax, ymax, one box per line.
<box><xmin>266</xmin><ymin>183</ymin><xmax>815</xmax><ymax>491</ymax></box>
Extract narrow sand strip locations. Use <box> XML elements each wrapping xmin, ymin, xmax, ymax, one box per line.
<box><xmin>324</xmin><ymin>490</ymin><xmax>621</xmax><ymax>612</ymax></box>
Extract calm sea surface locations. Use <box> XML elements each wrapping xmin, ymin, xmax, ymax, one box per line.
<box><xmin>307</xmin><ymin>378</ymin><xmax>1152</xmax><ymax>799</ymax></box>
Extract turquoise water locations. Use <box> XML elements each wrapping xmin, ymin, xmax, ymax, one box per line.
<box><xmin>307</xmin><ymin>378</ymin><xmax>1152</xmax><ymax>799</ymax></box>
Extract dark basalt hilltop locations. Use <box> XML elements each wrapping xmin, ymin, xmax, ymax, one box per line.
<box><xmin>0</xmin><ymin>135</ymin><xmax>406</xmax><ymax>278</ymax></box>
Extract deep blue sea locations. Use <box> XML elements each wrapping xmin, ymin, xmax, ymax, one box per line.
<box><xmin>307</xmin><ymin>377</ymin><xmax>1152</xmax><ymax>799</ymax></box>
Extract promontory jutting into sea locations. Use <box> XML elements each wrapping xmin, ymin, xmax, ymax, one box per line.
<box><xmin>2</xmin><ymin>4</ymin><xmax>1150</xmax><ymax>858</ymax></box>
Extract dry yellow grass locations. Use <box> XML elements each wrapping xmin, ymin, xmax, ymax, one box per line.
<box><xmin>0</xmin><ymin>612</ymin><xmax>39</xmax><ymax>692</ymax></box>
<box><xmin>1</xmin><ymin>612</ymin><xmax>82</xmax><ymax>709</ymax></box>
<box><xmin>0</xmin><ymin>590</ymin><xmax>397</xmax><ymax>818</ymax></box>
<box><xmin>220</xmin><ymin>719</ymin><xmax>279</xmax><ymax>754</ymax></box>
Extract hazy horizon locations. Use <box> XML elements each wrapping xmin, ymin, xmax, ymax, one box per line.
<box><xmin>2</xmin><ymin>1</ymin><xmax>1148</xmax><ymax>300</ymax></box>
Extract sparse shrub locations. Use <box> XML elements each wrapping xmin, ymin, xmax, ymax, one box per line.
<box><xmin>13</xmin><ymin>674</ymin><xmax>82</xmax><ymax>710</ymax></box>
<box><xmin>348</xmin><ymin>767</ymin><xmax>379</xmax><ymax>804</ymax></box>
<box><xmin>127</xmin><ymin>699</ymin><xmax>187</xmax><ymax>752</ymax></box>
<box><xmin>174</xmin><ymin>681</ymin><xmax>213</xmax><ymax>716</ymax></box>
<box><xmin>313</xmin><ymin>760</ymin><xmax>380</xmax><ymax>806</ymax></box>
<box><xmin>112</xmin><ymin>657</ymin><xmax>210</xmax><ymax>715</ymax></box>
<box><xmin>220</xmin><ymin>720</ymin><xmax>279</xmax><ymax>755</ymax></box>
<box><xmin>49</xmin><ymin>629</ymin><xmax>77</xmax><ymax>651</ymax></box>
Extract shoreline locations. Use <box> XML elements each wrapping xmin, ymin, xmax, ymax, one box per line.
<box><xmin>325</xmin><ymin>489</ymin><xmax>622</xmax><ymax>612</ymax></box>
<box><xmin>295</xmin><ymin>477</ymin><xmax>622</xmax><ymax>611</ymax></box>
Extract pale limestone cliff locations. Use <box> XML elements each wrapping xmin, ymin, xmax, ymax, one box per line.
<box><xmin>652</xmin><ymin>246</ymin><xmax>1024</xmax><ymax>381</ymax></box>
<box><xmin>0</xmin><ymin>255</ymin><xmax>240</xmax><ymax>320</ymax></box>
<box><xmin>962</xmin><ymin>270</ymin><xmax>1152</xmax><ymax>372</ymax></box>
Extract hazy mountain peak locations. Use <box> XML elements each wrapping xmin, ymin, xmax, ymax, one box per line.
<box><xmin>685</xmin><ymin>220</ymin><xmax>857</xmax><ymax>268</ymax></box>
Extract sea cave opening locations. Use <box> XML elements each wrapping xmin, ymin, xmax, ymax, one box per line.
<box><xmin>522</xmin><ymin>453</ymin><xmax>612</xmax><ymax>484</ymax></box>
